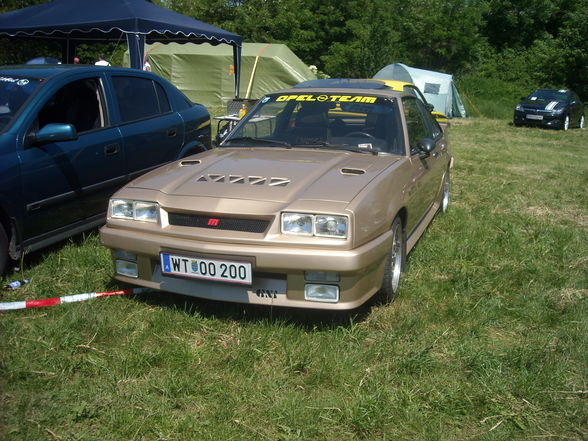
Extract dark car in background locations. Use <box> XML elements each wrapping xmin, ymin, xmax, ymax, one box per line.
<box><xmin>513</xmin><ymin>89</ymin><xmax>585</xmax><ymax>130</ymax></box>
<box><xmin>0</xmin><ymin>65</ymin><xmax>211</xmax><ymax>274</ymax></box>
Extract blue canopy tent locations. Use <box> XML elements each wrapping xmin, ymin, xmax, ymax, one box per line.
<box><xmin>0</xmin><ymin>0</ymin><xmax>243</xmax><ymax>97</ymax></box>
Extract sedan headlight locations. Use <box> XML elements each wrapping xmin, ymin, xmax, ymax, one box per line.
<box><xmin>515</xmin><ymin>104</ymin><xmax>523</xmax><ymax>111</ymax></box>
<box><xmin>110</xmin><ymin>199</ymin><xmax>159</xmax><ymax>223</ymax></box>
<box><xmin>281</xmin><ymin>212</ymin><xmax>348</xmax><ymax>238</ymax></box>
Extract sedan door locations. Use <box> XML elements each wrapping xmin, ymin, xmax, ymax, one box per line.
<box><xmin>401</xmin><ymin>96</ymin><xmax>447</xmax><ymax>233</ymax></box>
<box><xmin>110</xmin><ymin>75</ymin><xmax>184</xmax><ymax>180</ymax></box>
<box><xmin>18</xmin><ymin>76</ymin><xmax>125</xmax><ymax>241</ymax></box>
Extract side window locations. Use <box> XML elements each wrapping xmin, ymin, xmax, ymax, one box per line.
<box><xmin>36</xmin><ymin>77</ymin><xmax>105</xmax><ymax>134</ymax></box>
<box><xmin>402</xmin><ymin>97</ymin><xmax>430</xmax><ymax>152</ymax></box>
<box><xmin>155</xmin><ymin>82</ymin><xmax>171</xmax><ymax>113</ymax></box>
<box><xmin>112</xmin><ymin>76</ymin><xmax>169</xmax><ymax>123</ymax></box>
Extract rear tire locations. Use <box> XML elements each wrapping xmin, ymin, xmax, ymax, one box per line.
<box><xmin>579</xmin><ymin>115</ymin><xmax>585</xmax><ymax>129</ymax></box>
<box><xmin>380</xmin><ymin>216</ymin><xmax>405</xmax><ymax>303</ymax></box>
<box><xmin>0</xmin><ymin>223</ymin><xmax>8</xmax><ymax>276</ymax></box>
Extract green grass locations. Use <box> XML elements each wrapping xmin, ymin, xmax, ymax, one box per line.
<box><xmin>457</xmin><ymin>76</ymin><xmax>530</xmax><ymax>120</ymax></box>
<box><xmin>1</xmin><ymin>119</ymin><xmax>587</xmax><ymax>440</ymax></box>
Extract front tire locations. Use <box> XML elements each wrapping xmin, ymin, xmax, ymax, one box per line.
<box><xmin>380</xmin><ymin>216</ymin><xmax>405</xmax><ymax>303</ymax></box>
<box><xmin>562</xmin><ymin>115</ymin><xmax>570</xmax><ymax>131</ymax></box>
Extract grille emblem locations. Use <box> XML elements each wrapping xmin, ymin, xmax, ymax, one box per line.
<box><xmin>207</xmin><ymin>218</ymin><xmax>220</xmax><ymax>227</ymax></box>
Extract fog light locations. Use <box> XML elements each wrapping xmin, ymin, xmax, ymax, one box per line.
<box><xmin>115</xmin><ymin>260</ymin><xmax>138</xmax><ymax>278</ymax></box>
<box><xmin>305</xmin><ymin>284</ymin><xmax>339</xmax><ymax>303</ymax></box>
<box><xmin>304</xmin><ymin>271</ymin><xmax>340</xmax><ymax>282</ymax></box>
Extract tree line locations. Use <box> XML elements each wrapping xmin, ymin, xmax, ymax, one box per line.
<box><xmin>2</xmin><ymin>0</ymin><xmax>587</xmax><ymax>98</ymax></box>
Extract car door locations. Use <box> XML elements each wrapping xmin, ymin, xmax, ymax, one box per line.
<box><xmin>18</xmin><ymin>75</ymin><xmax>125</xmax><ymax>241</ymax></box>
<box><xmin>569</xmin><ymin>92</ymin><xmax>583</xmax><ymax>125</ymax></box>
<box><xmin>401</xmin><ymin>96</ymin><xmax>447</xmax><ymax>233</ymax></box>
<box><xmin>109</xmin><ymin>75</ymin><xmax>184</xmax><ymax>180</ymax></box>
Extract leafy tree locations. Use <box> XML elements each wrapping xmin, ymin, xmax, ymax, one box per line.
<box><xmin>321</xmin><ymin>0</ymin><xmax>404</xmax><ymax>78</ymax></box>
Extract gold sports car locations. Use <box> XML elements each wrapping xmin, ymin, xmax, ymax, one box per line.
<box><xmin>100</xmin><ymin>79</ymin><xmax>453</xmax><ymax>310</ymax></box>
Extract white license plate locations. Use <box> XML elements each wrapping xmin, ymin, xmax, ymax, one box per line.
<box><xmin>160</xmin><ymin>253</ymin><xmax>252</xmax><ymax>285</ymax></box>
<box><xmin>526</xmin><ymin>114</ymin><xmax>543</xmax><ymax>120</ymax></box>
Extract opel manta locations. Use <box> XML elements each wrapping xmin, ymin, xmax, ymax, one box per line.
<box><xmin>100</xmin><ymin>79</ymin><xmax>453</xmax><ymax>310</ymax></box>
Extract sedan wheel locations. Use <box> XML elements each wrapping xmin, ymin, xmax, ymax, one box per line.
<box><xmin>563</xmin><ymin>115</ymin><xmax>570</xmax><ymax>131</ymax></box>
<box><xmin>380</xmin><ymin>216</ymin><xmax>405</xmax><ymax>303</ymax></box>
<box><xmin>580</xmin><ymin>115</ymin><xmax>585</xmax><ymax>129</ymax></box>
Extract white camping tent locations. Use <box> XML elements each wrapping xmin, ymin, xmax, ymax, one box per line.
<box><xmin>373</xmin><ymin>63</ymin><xmax>467</xmax><ymax>118</ymax></box>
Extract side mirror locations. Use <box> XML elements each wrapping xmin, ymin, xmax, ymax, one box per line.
<box><xmin>425</xmin><ymin>103</ymin><xmax>434</xmax><ymax>112</ymax></box>
<box><xmin>417</xmin><ymin>138</ymin><xmax>436</xmax><ymax>158</ymax></box>
<box><xmin>34</xmin><ymin>123</ymin><xmax>78</xmax><ymax>145</ymax></box>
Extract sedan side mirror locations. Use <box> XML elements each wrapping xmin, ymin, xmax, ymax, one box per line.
<box><xmin>34</xmin><ymin>123</ymin><xmax>78</xmax><ymax>145</ymax></box>
<box><xmin>417</xmin><ymin>138</ymin><xmax>436</xmax><ymax>158</ymax></box>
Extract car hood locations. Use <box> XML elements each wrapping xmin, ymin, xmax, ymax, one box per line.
<box><xmin>520</xmin><ymin>98</ymin><xmax>564</xmax><ymax>111</ymax></box>
<box><xmin>129</xmin><ymin>147</ymin><xmax>400</xmax><ymax>205</ymax></box>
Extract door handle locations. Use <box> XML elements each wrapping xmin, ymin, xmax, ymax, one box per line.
<box><xmin>104</xmin><ymin>143</ymin><xmax>120</xmax><ymax>156</ymax></box>
<box><xmin>167</xmin><ymin>128</ymin><xmax>177</xmax><ymax>137</ymax></box>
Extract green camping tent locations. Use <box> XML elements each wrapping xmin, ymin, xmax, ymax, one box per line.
<box><xmin>373</xmin><ymin>63</ymin><xmax>467</xmax><ymax>118</ymax></box>
<box><xmin>142</xmin><ymin>42</ymin><xmax>316</xmax><ymax>109</ymax></box>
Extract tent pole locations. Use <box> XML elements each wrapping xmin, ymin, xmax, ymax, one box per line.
<box><xmin>233</xmin><ymin>44</ymin><xmax>241</xmax><ymax>98</ymax></box>
<box><xmin>245</xmin><ymin>43</ymin><xmax>269</xmax><ymax>99</ymax></box>
<box><xmin>126</xmin><ymin>33</ymin><xmax>145</xmax><ymax>69</ymax></box>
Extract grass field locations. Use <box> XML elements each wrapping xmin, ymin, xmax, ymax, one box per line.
<box><xmin>1</xmin><ymin>118</ymin><xmax>587</xmax><ymax>440</ymax></box>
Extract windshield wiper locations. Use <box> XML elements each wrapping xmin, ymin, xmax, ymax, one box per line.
<box><xmin>223</xmin><ymin>136</ymin><xmax>292</xmax><ymax>148</ymax></box>
<box><xmin>295</xmin><ymin>141</ymin><xmax>377</xmax><ymax>155</ymax></box>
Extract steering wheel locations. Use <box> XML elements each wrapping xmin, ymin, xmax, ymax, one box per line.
<box><xmin>345</xmin><ymin>131</ymin><xmax>376</xmax><ymax>139</ymax></box>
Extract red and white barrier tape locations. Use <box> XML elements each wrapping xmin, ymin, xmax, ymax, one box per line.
<box><xmin>0</xmin><ymin>288</ymin><xmax>150</xmax><ymax>311</ymax></box>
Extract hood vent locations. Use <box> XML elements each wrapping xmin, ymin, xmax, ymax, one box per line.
<box><xmin>179</xmin><ymin>159</ymin><xmax>201</xmax><ymax>167</ymax></box>
<box><xmin>340</xmin><ymin>168</ymin><xmax>365</xmax><ymax>176</ymax></box>
<box><xmin>196</xmin><ymin>174</ymin><xmax>290</xmax><ymax>187</ymax></box>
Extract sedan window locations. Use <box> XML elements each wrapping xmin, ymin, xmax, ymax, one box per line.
<box><xmin>36</xmin><ymin>78</ymin><xmax>105</xmax><ymax>134</ymax></box>
<box><xmin>0</xmin><ymin>76</ymin><xmax>44</xmax><ymax>132</ymax></box>
<box><xmin>402</xmin><ymin>97</ymin><xmax>431</xmax><ymax>151</ymax></box>
<box><xmin>223</xmin><ymin>94</ymin><xmax>405</xmax><ymax>155</ymax></box>
<box><xmin>112</xmin><ymin>76</ymin><xmax>170</xmax><ymax>123</ymax></box>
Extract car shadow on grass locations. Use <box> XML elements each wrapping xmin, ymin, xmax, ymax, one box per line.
<box><xmin>124</xmin><ymin>285</ymin><xmax>377</xmax><ymax>330</ymax></box>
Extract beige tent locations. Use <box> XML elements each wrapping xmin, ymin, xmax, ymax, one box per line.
<box><xmin>143</xmin><ymin>42</ymin><xmax>316</xmax><ymax>109</ymax></box>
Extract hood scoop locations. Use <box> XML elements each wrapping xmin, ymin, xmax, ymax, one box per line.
<box><xmin>196</xmin><ymin>174</ymin><xmax>291</xmax><ymax>187</ymax></box>
<box><xmin>340</xmin><ymin>167</ymin><xmax>366</xmax><ymax>176</ymax></box>
<box><xmin>179</xmin><ymin>159</ymin><xmax>201</xmax><ymax>167</ymax></box>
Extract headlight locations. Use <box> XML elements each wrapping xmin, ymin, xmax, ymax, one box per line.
<box><xmin>315</xmin><ymin>215</ymin><xmax>347</xmax><ymax>238</ymax></box>
<box><xmin>281</xmin><ymin>213</ymin><xmax>313</xmax><ymax>236</ymax></box>
<box><xmin>110</xmin><ymin>199</ymin><xmax>159</xmax><ymax>223</ymax></box>
<box><xmin>515</xmin><ymin>104</ymin><xmax>523</xmax><ymax>111</ymax></box>
<box><xmin>552</xmin><ymin>107</ymin><xmax>564</xmax><ymax>114</ymax></box>
<box><xmin>281</xmin><ymin>212</ymin><xmax>348</xmax><ymax>238</ymax></box>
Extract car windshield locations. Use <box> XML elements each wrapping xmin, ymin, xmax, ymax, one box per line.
<box><xmin>528</xmin><ymin>90</ymin><xmax>569</xmax><ymax>102</ymax></box>
<box><xmin>0</xmin><ymin>75</ymin><xmax>43</xmax><ymax>131</ymax></box>
<box><xmin>221</xmin><ymin>93</ymin><xmax>404</xmax><ymax>155</ymax></box>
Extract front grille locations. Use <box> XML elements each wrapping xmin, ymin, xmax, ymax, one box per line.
<box><xmin>168</xmin><ymin>212</ymin><xmax>270</xmax><ymax>233</ymax></box>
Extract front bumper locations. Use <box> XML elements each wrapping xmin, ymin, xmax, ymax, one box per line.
<box><xmin>513</xmin><ymin>111</ymin><xmax>563</xmax><ymax>128</ymax></box>
<box><xmin>100</xmin><ymin>225</ymin><xmax>392</xmax><ymax>310</ymax></box>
